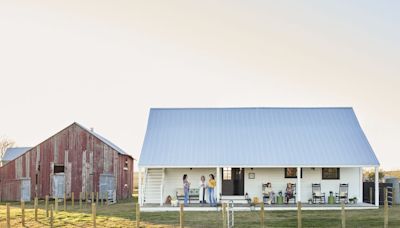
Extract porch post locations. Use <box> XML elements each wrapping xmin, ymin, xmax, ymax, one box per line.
<box><xmin>216</xmin><ymin>167</ymin><xmax>221</xmax><ymax>202</ymax></box>
<box><xmin>297</xmin><ymin>167</ymin><xmax>301</xmax><ymax>202</ymax></box>
<box><xmin>375</xmin><ymin>166</ymin><xmax>379</xmax><ymax>206</ymax></box>
<box><xmin>359</xmin><ymin>167</ymin><xmax>363</xmax><ymax>202</ymax></box>
<box><xmin>138</xmin><ymin>168</ymin><xmax>143</xmax><ymax>206</ymax></box>
<box><xmin>160</xmin><ymin>168</ymin><xmax>165</xmax><ymax>206</ymax></box>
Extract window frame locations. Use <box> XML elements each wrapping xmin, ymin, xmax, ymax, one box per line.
<box><xmin>284</xmin><ymin>168</ymin><xmax>303</xmax><ymax>178</ymax></box>
<box><xmin>223</xmin><ymin>167</ymin><xmax>232</xmax><ymax>180</ymax></box>
<box><xmin>322</xmin><ymin>168</ymin><xmax>340</xmax><ymax>180</ymax></box>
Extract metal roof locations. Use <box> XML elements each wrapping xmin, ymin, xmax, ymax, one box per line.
<box><xmin>139</xmin><ymin>108</ymin><xmax>379</xmax><ymax>167</ymax></box>
<box><xmin>1</xmin><ymin>147</ymin><xmax>32</xmax><ymax>161</ymax></box>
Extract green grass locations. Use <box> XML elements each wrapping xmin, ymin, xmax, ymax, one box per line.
<box><xmin>1</xmin><ymin>197</ymin><xmax>399</xmax><ymax>227</ymax></box>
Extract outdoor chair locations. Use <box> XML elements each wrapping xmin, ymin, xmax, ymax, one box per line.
<box><xmin>262</xmin><ymin>183</ymin><xmax>275</xmax><ymax>204</ymax></box>
<box><xmin>335</xmin><ymin>183</ymin><xmax>349</xmax><ymax>204</ymax></box>
<box><xmin>285</xmin><ymin>183</ymin><xmax>296</xmax><ymax>203</ymax></box>
<box><xmin>312</xmin><ymin>183</ymin><xmax>326</xmax><ymax>204</ymax></box>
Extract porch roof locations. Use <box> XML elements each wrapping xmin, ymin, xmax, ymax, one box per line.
<box><xmin>139</xmin><ymin>108</ymin><xmax>379</xmax><ymax>167</ymax></box>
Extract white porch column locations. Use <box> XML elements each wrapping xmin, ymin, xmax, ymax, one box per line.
<box><xmin>297</xmin><ymin>167</ymin><xmax>301</xmax><ymax>202</ymax></box>
<box><xmin>138</xmin><ymin>167</ymin><xmax>143</xmax><ymax>206</ymax></box>
<box><xmin>375</xmin><ymin>166</ymin><xmax>379</xmax><ymax>206</ymax></box>
<box><xmin>160</xmin><ymin>168</ymin><xmax>165</xmax><ymax>206</ymax></box>
<box><xmin>359</xmin><ymin>167</ymin><xmax>363</xmax><ymax>201</ymax></box>
<box><xmin>216</xmin><ymin>167</ymin><xmax>221</xmax><ymax>202</ymax></box>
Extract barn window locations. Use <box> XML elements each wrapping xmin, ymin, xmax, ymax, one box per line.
<box><xmin>54</xmin><ymin>165</ymin><xmax>65</xmax><ymax>173</ymax></box>
<box><xmin>322</xmin><ymin>168</ymin><xmax>340</xmax><ymax>180</ymax></box>
<box><xmin>123</xmin><ymin>159</ymin><xmax>129</xmax><ymax>171</ymax></box>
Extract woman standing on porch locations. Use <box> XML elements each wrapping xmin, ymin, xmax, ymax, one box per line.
<box><xmin>199</xmin><ymin>176</ymin><xmax>207</xmax><ymax>204</ymax></box>
<box><xmin>208</xmin><ymin>174</ymin><xmax>216</xmax><ymax>206</ymax></box>
<box><xmin>183</xmin><ymin>174</ymin><xmax>190</xmax><ymax>206</ymax></box>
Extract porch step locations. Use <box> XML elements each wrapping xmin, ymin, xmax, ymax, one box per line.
<box><xmin>220</xmin><ymin>195</ymin><xmax>249</xmax><ymax>204</ymax></box>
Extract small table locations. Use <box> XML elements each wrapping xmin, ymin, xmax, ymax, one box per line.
<box><xmin>328</xmin><ymin>196</ymin><xmax>335</xmax><ymax>204</ymax></box>
<box><xmin>276</xmin><ymin>195</ymin><xmax>284</xmax><ymax>205</ymax></box>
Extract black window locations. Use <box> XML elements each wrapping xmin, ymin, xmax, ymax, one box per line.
<box><xmin>54</xmin><ymin>165</ymin><xmax>65</xmax><ymax>173</ymax></box>
<box><xmin>285</xmin><ymin>168</ymin><xmax>302</xmax><ymax>178</ymax></box>
<box><xmin>322</xmin><ymin>168</ymin><xmax>340</xmax><ymax>180</ymax></box>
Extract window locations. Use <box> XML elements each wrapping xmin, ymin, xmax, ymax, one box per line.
<box><xmin>322</xmin><ymin>168</ymin><xmax>340</xmax><ymax>180</ymax></box>
<box><xmin>285</xmin><ymin>168</ymin><xmax>302</xmax><ymax>178</ymax></box>
<box><xmin>54</xmin><ymin>165</ymin><xmax>65</xmax><ymax>173</ymax></box>
<box><xmin>124</xmin><ymin>159</ymin><xmax>129</xmax><ymax>171</ymax></box>
<box><xmin>223</xmin><ymin>167</ymin><xmax>232</xmax><ymax>180</ymax></box>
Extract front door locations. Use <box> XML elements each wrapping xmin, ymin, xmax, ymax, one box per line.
<box><xmin>222</xmin><ymin>168</ymin><xmax>244</xmax><ymax>195</ymax></box>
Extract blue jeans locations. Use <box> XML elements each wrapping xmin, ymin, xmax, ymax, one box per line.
<box><xmin>208</xmin><ymin>188</ymin><xmax>215</xmax><ymax>206</ymax></box>
<box><xmin>184</xmin><ymin>189</ymin><xmax>189</xmax><ymax>205</ymax></box>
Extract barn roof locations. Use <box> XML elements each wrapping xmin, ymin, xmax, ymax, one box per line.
<box><xmin>75</xmin><ymin>122</ymin><xmax>127</xmax><ymax>155</ymax></box>
<box><xmin>139</xmin><ymin>107</ymin><xmax>379</xmax><ymax>167</ymax></box>
<box><xmin>2</xmin><ymin>147</ymin><xmax>32</xmax><ymax>161</ymax></box>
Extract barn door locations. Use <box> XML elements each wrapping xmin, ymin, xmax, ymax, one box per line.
<box><xmin>20</xmin><ymin>179</ymin><xmax>31</xmax><ymax>202</ymax></box>
<box><xmin>52</xmin><ymin>174</ymin><xmax>65</xmax><ymax>198</ymax></box>
<box><xmin>99</xmin><ymin>174</ymin><xmax>115</xmax><ymax>200</ymax></box>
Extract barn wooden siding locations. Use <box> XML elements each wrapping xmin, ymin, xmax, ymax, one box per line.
<box><xmin>0</xmin><ymin>123</ymin><xmax>134</xmax><ymax>201</ymax></box>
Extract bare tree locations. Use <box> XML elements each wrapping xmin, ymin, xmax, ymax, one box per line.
<box><xmin>0</xmin><ymin>136</ymin><xmax>15</xmax><ymax>159</ymax></box>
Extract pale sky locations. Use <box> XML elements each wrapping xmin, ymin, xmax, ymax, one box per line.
<box><xmin>0</xmin><ymin>1</ymin><xmax>399</xmax><ymax>170</ymax></box>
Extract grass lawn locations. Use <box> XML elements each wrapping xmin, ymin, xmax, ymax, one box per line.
<box><xmin>0</xmin><ymin>197</ymin><xmax>399</xmax><ymax>227</ymax></box>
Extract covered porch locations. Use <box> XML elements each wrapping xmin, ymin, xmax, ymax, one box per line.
<box><xmin>138</xmin><ymin>166</ymin><xmax>380</xmax><ymax>211</ymax></box>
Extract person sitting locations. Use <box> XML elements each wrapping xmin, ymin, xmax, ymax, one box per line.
<box><xmin>285</xmin><ymin>183</ymin><xmax>294</xmax><ymax>204</ymax></box>
<box><xmin>263</xmin><ymin>182</ymin><xmax>275</xmax><ymax>205</ymax></box>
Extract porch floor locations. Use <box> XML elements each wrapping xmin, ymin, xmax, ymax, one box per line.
<box><xmin>141</xmin><ymin>202</ymin><xmax>378</xmax><ymax>212</ymax></box>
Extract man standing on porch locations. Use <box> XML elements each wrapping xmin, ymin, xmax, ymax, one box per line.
<box><xmin>208</xmin><ymin>174</ymin><xmax>216</xmax><ymax>206</ymax></box>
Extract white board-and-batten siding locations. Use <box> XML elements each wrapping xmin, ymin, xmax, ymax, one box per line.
<box><xmin>151</xmin><ymin>167</ymin><xmax>362</xmax><ymax>204</ymax></box>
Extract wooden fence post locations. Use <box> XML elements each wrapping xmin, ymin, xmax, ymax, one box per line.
<box><xmin>91</xmin><ymin>192</ymin><xmax>94</xmax><ymax>204</ymax></box>
<box><xmin>72</xmin><ymin>192</ymin><xmax>74</xmax><ymax>209</ymax></box>
<box><xmin>136</xmin><ymin>203</ymin><xmax>140</xmax><ymax>228</ymax></box>
<box><xmin>101</xmin><ymin>192</ymin><xmax>104</xmax><ymax>206</ymax></box>
<box><xmin>21</xmin><ymin>200</ymin><xmax>25</xmax><ymax>227</ymax></box>
<box><xmin>35</xmin><ymin>197</ymin><xmax>38</xmax><ymax>222</ymax></box>
<box><xmin>6</xmin><ymin>203</ymin><xmax>11</xmax><ymax>228</ymax></box>
<box><xmin>92</xmin><ymin>203</ymin><xmax>97</xmax><ymax>228</ymax></box>
<box><xmin>64</xmin><ymin>193</ymin><xmax>67</xmax><ymax>211</ymax></box>
<box><xmin>50</xmin><ymin>205</ymin><xmax>54</xmax><ymax>228</ymax></box>
<box><xmin>45</xmin><ymin>195</ymin><xmax>49</xmax><ymax>217</ymax></box>
<box><xmin>260</xmin><ymin>203</ymin><xmax>265</xmax><ymax>228</ymax></box>
<box><xmin>106</xmin><ymin>191</ymin><xmax>109</xmax><ymax>206</ymax></box>
<box><xmin>341</xmin><ymin>201</ymin><xmax>346</xmax><ymax>228</ymax></box>
<box><xmin>55</xmin><ymin>196</ymin><xmax>58</xmax><ymax>213</ymax></box>
<box><xmin>180</xmin><ymin>204</ymin><xmax>184</xmax><ymax>228</ymax></box>
<box><xmin>96</xmin><ymin>192</ymin><xmax>99</xmax><ymax>206</ymax></box>
<box><xmin>222</xmin><ymin>203</ymin><xmax>227</xmax><ymax>228</ymax></box>
<box><xmin>384</xmin><ymin>188</ymin><xmax>388</xmax><ymax>228</ymax></box>
<box><xmin>79</xmin><ymin>192</ymin><xmax>82</xmax><ymax>210</ymax></box>
<box><xmin>297</xmin><ymin>202</ymin><xmax>302</xmax><ymax>228</ymax></box>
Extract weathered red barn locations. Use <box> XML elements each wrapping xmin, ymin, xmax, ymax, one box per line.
<box><xmin>0</xmin><ymin>122</ymin><xmax>134</xmax><ymax>202</ymax></box>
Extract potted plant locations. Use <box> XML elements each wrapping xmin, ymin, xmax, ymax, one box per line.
<box><xmin>352</xmin><ymin>197</ymin><xmax>357</xmax><ymax>204</ymax></box>
<box><xmin>329</xmin><ymin>191</ymin><xmax>333</xmax><ymax>197</ymax></box>
<box><xmin>308</xmin><ymin>198</ymin><xmax>313</xmax><ymax>204</ymax></box>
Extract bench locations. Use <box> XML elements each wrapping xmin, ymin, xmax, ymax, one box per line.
<box><xmin>176</xmin><ymin>188</ymin><xmax>199</xmax><ymax>203</ymax></box>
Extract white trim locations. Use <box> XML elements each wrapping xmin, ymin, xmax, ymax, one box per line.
<box><xmin>139</xmin><ymin>164</ymin><xmax>379</xmax><ymax>169</ymax></box>
<box><xmin>138</xmin><ymin>168</ymin><xmax>143</xmax><ymax>206</ymax></box>
<box><xmin>359</xmin><ymin>167</ymin><xmax>363</xmax><ymax>201</ymax></box>
<box><xmin>375</xmin><ymin>166</ymin><xmax>379</xmax><ymax>206</ymax></box>
<box><xmin>160</xmin><ymin>168</ymin><xmax>165</xmax><ymax>206</ymax></box>
<box><xmin>216</xmin><ymin>167</ymin><xmax>221</xmax><ymax>202</ymax></box>
<box><xmin>140</xmin><ymin>205</ymin><xmax>379</xmax><ymax>212</ymax></box>
<box><xmin>297</xmin><ymin>167</ymin><xmax>301</xmax><ymax>202</ymax></box>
